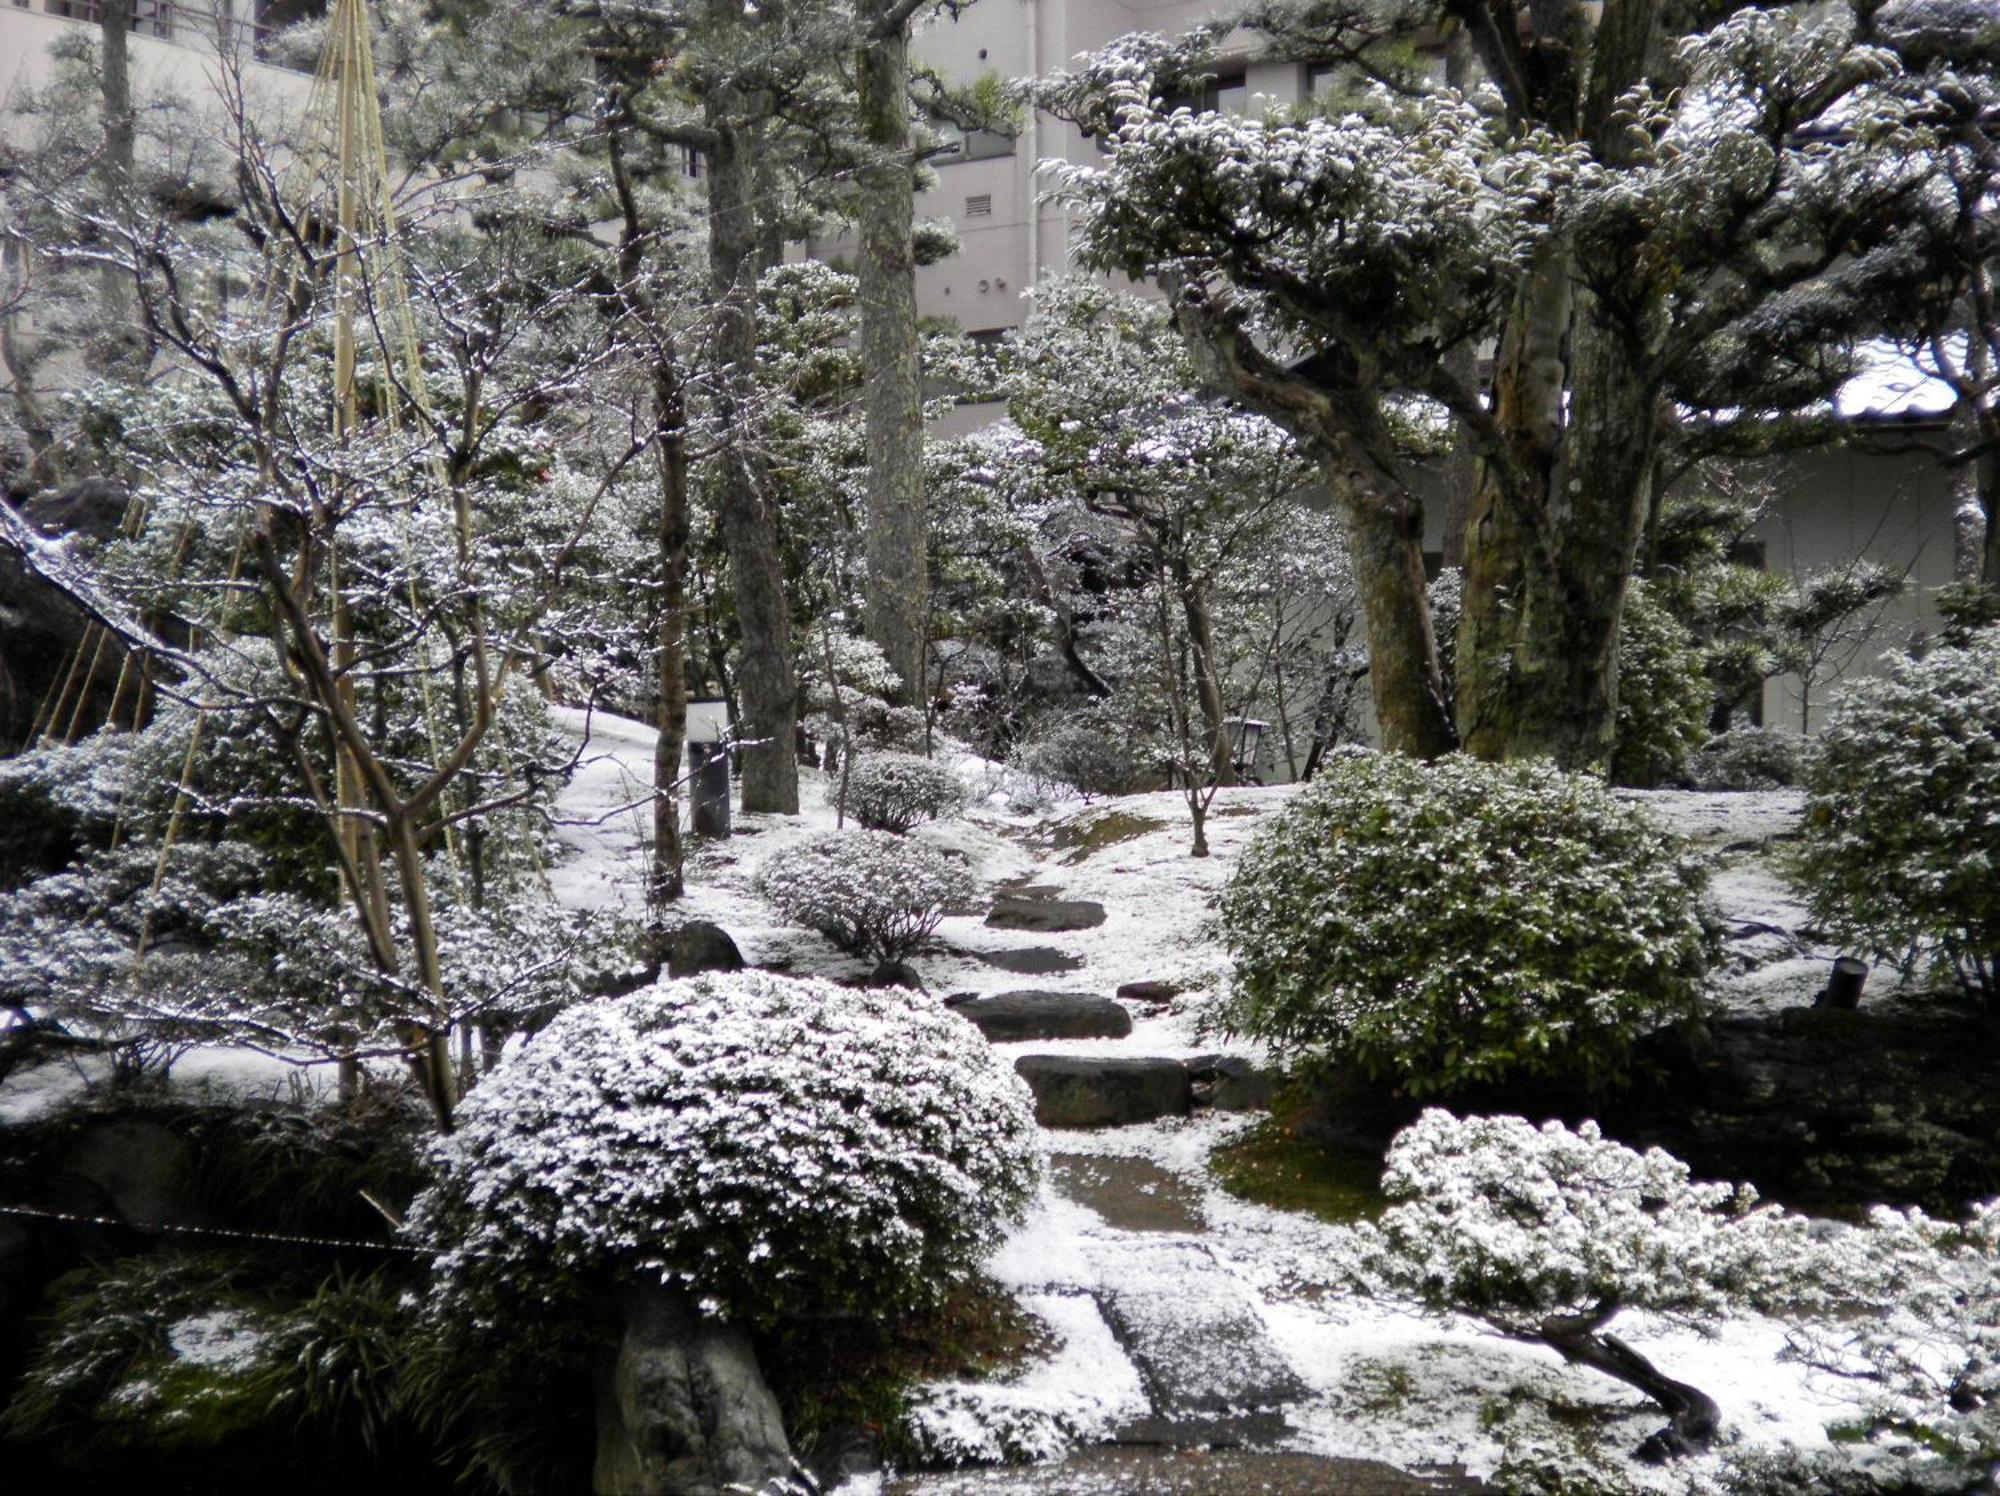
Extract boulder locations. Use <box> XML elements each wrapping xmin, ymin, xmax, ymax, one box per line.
<box><xmin>977</xmin><ymin>947</ymin><xmax>1086</xmax><ymax>977</ymax></box>
<box><xmin>593</xmin><ymin>1282</ymin><xmax>793</xmax><ymax>1496</ymax></box>
<box><xmin>1187</xmin><ymin>1054</ymin><xmax>1276</xmax><ymax>1112</ymax></box>
<box><xmin>1014</xmin><ymin>1055</ymin><xmax>1191</xmax><ymax>1129</ymax></box>
<box><xmin>64</xmin><ymin>1118</ymin><xmax>194</xmax><ymax>1228</ymax></box>
<box><xmin>954</xmin><ymin>992</ymin><xmax>1133</xmax><ymax>1043</ymax></box>
<box><xmin>985</xmin><ymin>896</ymin><xmax>1107</xmax><ymax>933</ymax></box>
<box><xmin>865</xmin><ymin>960</ymin><xmax>926</xmax><ymax>992</ymax></box>
<box><xmin>667</xmin><ymin>921</ymin><xmax>745</xmax><ymax>979</ymax></box>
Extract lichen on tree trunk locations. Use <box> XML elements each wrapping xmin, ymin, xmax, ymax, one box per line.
<box><xmin>856</xmin><ymin>7</ymin><xmax>929</xmax><ymax>709</ymax></box>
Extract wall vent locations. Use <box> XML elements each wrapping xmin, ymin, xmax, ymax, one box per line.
<box><xmin>964</xmin><ymin>193</ymin><xmax>993</xmax><ymax>218</ymax></box>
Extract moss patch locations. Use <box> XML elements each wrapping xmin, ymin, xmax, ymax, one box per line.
<box><xmin>1209</xmin><ymin>1118</ymin><xmax>1387</xmax><ymax>1224</ymax></box>
<box><xmin>1051</xmin><ymin>808</ymin><xmax>1168</xmax><ymax>863</ymax></box>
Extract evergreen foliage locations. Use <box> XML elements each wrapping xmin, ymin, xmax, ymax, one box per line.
<box><xmin>840</xmin><ymin>752</ymin><xmax>967</xmax><ymax>834</ymax></box>
<box><xmin>1792</xmin><ymin>629</ymin><xmax>2000</xmax><ymax>1002</ymax></box>
<box><xmin>1217</xmin><ymin>754</ymin><xmax>1717</xmax><ymax>1095</ymax></box>
<box><xmin>756</xmin><ymin>830</ymin><xmax>975</xmax><ymax>960</ymax></box>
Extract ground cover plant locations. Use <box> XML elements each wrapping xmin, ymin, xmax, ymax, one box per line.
<box><xmin>1217</xmin><ymin>753</ymin><xmax>1719</xmax><ymax>1096</ymax></box>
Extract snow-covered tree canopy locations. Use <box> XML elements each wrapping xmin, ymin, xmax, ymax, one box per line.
<box><xmin>407</xmin><ymin>971</ymin><xmax>1042</xmax><ymax>1328</ymax></box>
<box><xmin>1345</xmin><ymin>1109</ymin><xmax>1820</xmax><ymax>1457</ymax></box>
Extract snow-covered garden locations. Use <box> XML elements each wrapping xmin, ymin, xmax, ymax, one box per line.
<box><xmin>3</xmin><ymin>0</ymin><xmax>2000</xmax><ymax>1491</ymax></box>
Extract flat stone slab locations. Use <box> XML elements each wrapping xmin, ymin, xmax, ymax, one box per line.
<box><xmin>956</xmin><ymin>991</ymin><xmax>1133</xmax><ymax>1043</ymax></box>
<box><xmin>1015</xmin><ymin>1055</ymin><xmax>1191</xmax><ymax>1128</ymax></box>
<box><xmin>1094</xmin><ymin>1240</ymin><xmax>1312</xmax><ymax>1446</ymax></box>
<box><xmin>1117</xmin><ymin>980</ymin><xmax>1179</xmax><ymax>1005</ymax></box>
<box><xmin>986</xmin><ymin>896</ymin><xmax>1108</xmax><ymax>933</ymax></box>
<box><xmin>1050</xmin><ymin>1154</ymin><xmax>1204</xmax><ymax>1233</ymax></box>
<box><xmin>889</xmin><ymin>1446</ymin><xmax>1480</xmax><ymax>1494</ymax></box>
<box><xmin>976</xmin><ymin>946</ymin><xmax>1086</xmax><ymax>976</ymax></box>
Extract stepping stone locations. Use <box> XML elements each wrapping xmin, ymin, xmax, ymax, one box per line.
<box><xmin>986</xmin><ymin>896</ymin><xmax>1107</xmax><ymax>932</ymax></box>
<box><xmin>1186</xmin><ymin>1054</ymin><xmax>1276</xmax><ymax>1112</ymax></box>
<box><xmin>978</xmin><ymin>946</ymin><xmax>1086</xmax><ymax>976</ymax></box>
<box><xmin>1117</xmin><ymin>980</ymin><xmax>1179</xmax><ymax>1005</ymax></box>
<box><xmin>955</xmin><ymin>991</ymin><xmax>1133</xmax><ymax>1042</ymax></box>
<box><xmin>1092</xmin><ymin>1239</ymin><xmax>1311</xmax><ymax>1448</ymax></box>
<box><xmin>1015</xmin><ymin>1055</ymin><xmax>1190</xmax><ymax>1128</ymax></box>
<box><xmin>1050</xmin><ymin>1154</ymin><xmax>1205</xmax><ymax>1233</ymax></box>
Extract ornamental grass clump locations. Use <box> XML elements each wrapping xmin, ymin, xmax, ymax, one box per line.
<box><xmin>756</xmin><ymin>829</ymin><xmax>973</xmax><ymax>961</ymax></box>
<box><xmin>1791</xmin><ymin>630</ymin><xmax>2000</xmax><ymax>1004</ymax></box>
<box><xmin>840</xmin><ymin>752</ymin><xmax>968</xmax><ymax>833</ymax></box>
<box><xmin>1216</xmin><ymin>753</ymin><xmax>1717</xmax><ymax>1096</ymax></box>
<box><xmin>406</xmin><ymin>972</ymin><xmax>1042</xmax><ymax>1331</ymax></box>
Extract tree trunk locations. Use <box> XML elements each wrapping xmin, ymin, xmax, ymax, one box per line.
<box><xmin>96</xmin><ymin>0</ymin><xmax>137</xmax><ymax>369</ymax></box>
<box><xmin>652</xmin><ymin>375</ymin><xmax>689</xmax><ymax>907</ymax></box>
<box><xmin>1537</xmin><ymin>1319</ymin><xmax>1720</xmax><ymax>1461</ymax></box>
<box><xmin>856</xmin><ymin>8</ymin><xmax>929</xmax><ymax>707</ymax></box>
<box><xmin>703</xmin><ymin>102</ymin><xmax>799</xmax><ymax>814</ymax></box>
<box><xmin>1336</xmin><ymin>460</ymin><xmax>1455</xmax><ymax>759</ymax></box>
<box><xmin>1461</xmin><ymin>293</ymin><xmax>1658</xmax><ymax>767</ymax></box>
<box><xmin>1171</xmin><ymin>552</ymin><xmax>1236</xmax><ymax>785</ymax></box>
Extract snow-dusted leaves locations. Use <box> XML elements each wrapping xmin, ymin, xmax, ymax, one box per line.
<box><xmin>1216</xmin><ymin>754</ymin><xmax>1719</xmax><ymax>1095</ymax></box>
<box><xmin>755</xmin><ymin>829</ymin><xmax>975</xmax><ymax>961</ymax></box>
<box><xmin>406</xmin><ymin>971</ymin><xmax>1042</xmax><ymax>1328</ymax></box>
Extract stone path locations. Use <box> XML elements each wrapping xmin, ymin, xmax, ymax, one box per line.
<box><xmin>924</xmin><ymin>875</ymin><xmax>1482</xmax><ymax>1493</ymax></box>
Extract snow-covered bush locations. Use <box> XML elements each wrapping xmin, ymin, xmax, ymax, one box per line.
<box><xmin>839</xmin><ymin>752</ymin><xmax>967</xmax><ymax>833</ymax></box>
<box><xmin>1009</xmin><ymin>713</ymin><xmax>1154</xmax><ymax>800</ymax></box>
<box><xmin>1217</xmin><ymin>754</ymin><xmax>1717</xmax><ymax>1096</ymax></box>
<box><xmin>406</xmin><ymin>972</ymin><xmax>1041</xmax><ymax>1330</ymax></box>
<box><xmin>1791</xmin><ymin>629</ymin><xmax>2000</xmax><ymax>1003</ymax></box>
<box><xmin>1794</xmin><ymin>1197</ymin><xmax>2000</xmax><ymax>1483</ymax></box>
<box><xmin>1609</xmin><ymin>579</ymin><xmax>1712</xmax><ymax>789</ymax></box>
<box><xmin>1344</xmin><ymin>1110</ymin><xmax>1815</xmax><ymax>1459</ymax></box>
<box><xmin>1688</xmin><ymin>726</ymin><xmax>1805</xmax><ymax>791</ymax></box>
<box><xmin>755</xmin><ymin>829</ymin><xmax>974</xmax><ymax>960</ymax></box>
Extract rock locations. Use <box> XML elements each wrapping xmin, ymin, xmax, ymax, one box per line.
<box><xmin>667</xmin><ymin>921</ymin><xmax>745</xmax><ymax>979</ymax></box>
<box><xmin>1049</xmin><ymin>1155</ymin><xmax>1205</xmax><ymax>1233</ymax></box>
<box><xmin>1014</xmin><ymin>1056</ymin><xmax>1191</xmax><ymax>1129</ymax></box>
<box><xmin>1610</xmin><ymin>997</ymin><xmax>2000</xmax><ymax>1213</ymax></box>
<box><xmin>954</xmin><ymin>992</ymin><xmax>1133</xmax><ymax>1043</ymax></box>
<box><xmin>977</xmin><ymin>947</ymin><xmax>1086</xmax><ymax>977</ymax></box>
<box><xmin>1116</xmin><ymin>980</ymin><xmax>1179</xmax><ymax>1005</ymax></box>
<box><xmin>985</xmin><ymin>896</ymin><xmax>1107</xmax><ymax>933</ymax></box>
<box><xmin>593</xmin><ymin>1281</ymin><xmax>794</xmax><ymax>1496</ymax></box>
<box><xmin>64</xmin><ymin>1118</ymin><xmax>193</xmax><ymax>1228</ymax></box>
<box><xmin>866</xmin><ymin>960</ymin><xmax>926</xmax><ymax>991</ymax></box>
<box><xmin>1187</xmin><ymin>1055</ymin><xmax>1276</xmax><ymax>1112</ymax></box>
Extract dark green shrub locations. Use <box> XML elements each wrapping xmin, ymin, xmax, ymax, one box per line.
<box><xmin>1216</xmin><ymin>753</ymin><xmax>1717</xmax><ymax>1095</ymax></box>
<box><xmin>1791</xmin><ymin>629</ymin><xmax>2000</xmax><ymax>1004</ymax></box>
<box><xmin>1688</xmin><ymin>726</ymin><xmax>1805</xmax><ymax>791</ymax></box>
<box><xmin>1610</xmin><ymin>580</ymin><xmax>1711</xmax><ymax>788</ymax></box>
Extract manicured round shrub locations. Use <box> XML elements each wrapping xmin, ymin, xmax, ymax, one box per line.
<box><xmin>756</xmin><ymin>829</ymin><xmax>974</xmax><ymax>960</ymax></box>
<box><xmin>1792</xmin><ymin>630</ymin><xmax>2000</xmax><ymax>1003</ymax></box>
<box><xmin>1010</xmin><ymin>714</ymin><xmax>1155</xmax><ymax>799</ymax></box>
<box><xmin>1689</xmin><ymin>726</ymin><xmax>1805</xmax><ymax>791</ymax></box>
<box><xmin>407</xmin><ymin>972</ymin><xmax>1042</xmax><ymax>1329</ymax></box>
<box><xmin>1216</xmin><ymin>753</ymin><xmax>1717</xmax><ymax>1095</ymax></box>
<box><xmin>1610</xmin><ymin>579</ymin><xmax>1712</xmax><ymax>788</ymax></box>
<box><xmin>839</xmin><ymin>752</ymin><xmax>968</xmax><ymax>833</ymax></box>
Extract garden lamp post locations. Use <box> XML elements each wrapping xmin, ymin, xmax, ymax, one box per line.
<box><xmin>687</xmin><ymin>698</ymin><xmax>732</xmax><ymax>839</ymax></box>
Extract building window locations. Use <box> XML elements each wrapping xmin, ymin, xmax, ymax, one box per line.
<box><xmin>963</xmin><ymin>193</ymin><xmax>992</xmax><ymax>218</ymax></box>
<box><xmin>44</xmin><ymin>0</ymin><xmax>175</xmax><ymax>37</ymax></box>
<box><xmin>1166</xmin><ymin>70</ymin><xmax>1247</xmax><ymax>115</ymax></box>
<box><xmin>679</xmin><ymin>146</ymin><xmax>701</xmax><ymax>180</ymax></box>
<box><xmin>1305</xmin><ymin>61</ymin><xmax>1339</xmax><ymax>98</ymax></box>
<box><xmin>935</xmin><ymin>126</ymin><xmax>1016</xmax><ymax>164</ymax></box>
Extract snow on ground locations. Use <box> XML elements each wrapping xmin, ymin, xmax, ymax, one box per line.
<box><xmin>977</xmin><ymin>1113</ymin><xmax>1861</xmax><ymax>1487</ymax></box>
